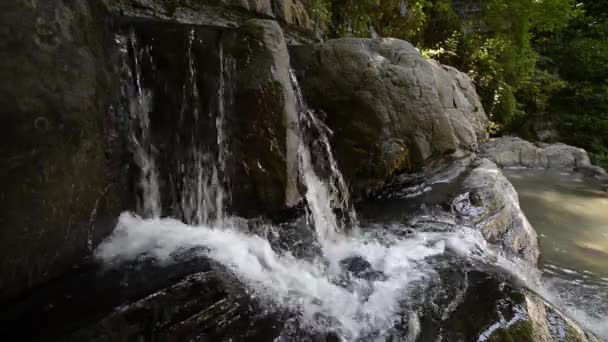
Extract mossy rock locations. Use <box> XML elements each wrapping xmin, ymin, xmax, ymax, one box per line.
<box><xmin>487</xmin><ymin>321</ymin><xmax>536</xmax><ymax>342</ymax></box>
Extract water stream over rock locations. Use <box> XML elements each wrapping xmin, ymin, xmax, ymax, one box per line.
<box><xmin>94</xmin><ymin>40</ymin><xmax>557</xmax><ymax>340</ymax></box>
<box><xmin>2</xmin><ymin>14</ymin><xmax>605</xmax><ymax>341</ymax></box>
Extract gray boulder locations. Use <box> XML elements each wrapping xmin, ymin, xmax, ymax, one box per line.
<box><xmin>481</xmin><ymin>137</ymin><xmax>608</xmax><ymax>183</ymax></box>
<box><xmin>290</xmin><ymin>38</ymin><xmax>489</xmax><ymax>195</ymax></box>
<box><xmin>481</xmin><ymin>137</ymin><xmax>548</xmax><ymax>168</ymax></box>
<box><xmin>542</xmin><ymin>142</ymin><xmax>591</xmax><ymax>169</ymax></box>
<box><xmin>453</xmin><ymin>158</ymin><xmax>539</xmax><ymax>264</ymax></box>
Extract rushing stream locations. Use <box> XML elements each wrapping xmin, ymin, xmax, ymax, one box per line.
<box><xmin>95</xmin><ymin>33</ymin><xmax>536</xmax><ymax>340</ymax></box>
<box><xmin>81</xmin><ymin>28</ymin><xmax>608</xmax><ymax>341</ymax></box>
<box><xmin>505</xmin><ymin>169</ymin><xmax>608</xmax><ymax>339</ymax></box>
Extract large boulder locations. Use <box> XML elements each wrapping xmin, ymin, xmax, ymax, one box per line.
<box><xmin>481</xmin><ymin>137</ymin><xmax>608</xmax><ymax>183</ymax></box>
<box><xmin>290</xmin><ymin>38</ymin><xmax>489</xmax><ymax>195</ymax></box>
<box><xmin>0</xmin><ymin>1</ymin><xmax>128</xmax><ymax>303</ymax></box>
<box><xmin>222</xmin><ymin>19</ymin><xmax>301</xmax><ymax>217</ymax></box>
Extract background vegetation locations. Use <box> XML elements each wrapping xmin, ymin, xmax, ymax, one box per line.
<box><xmin>306</xmin><ymin>0</ymin><xmax>608</xmax><ymax>167</ymax></box>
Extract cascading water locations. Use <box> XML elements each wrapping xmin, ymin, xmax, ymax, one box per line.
<box><xmin>97</xmin><ymin>29</ymin><xmax>605</xmax><ymax>341</ymax></box>
<box><xmin>120</xmin><ymin>32</ymin><xmax>161</xmax><ymax>219</ymax></box>
<box><xmin>98</xmin><ymin>42</ymin><xmax>549</xmax><ymax>339</ymax></box>
<box><xmin>119</xmin><ymin>28</ymin><xmax>229</xmax><ymax>225</ymax></box>
<box><xmin>289</xmin><ymin>69</ymin><xmax>358</xmax><ymax>243</ymax></box>
<box><xmin>177</xmin><ymin>29</ymin><xmax>226</xmax><ymax>226</ymax></box>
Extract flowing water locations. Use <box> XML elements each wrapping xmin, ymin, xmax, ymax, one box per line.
<box><xmin>176</xmin><ymin>29</ymin><xmax>226</xmax><ymax>225</ymax></box>
<box><xmin>120</xmin><ymin>29</ymin><xmax>229</xmax><ymax>225</ymax></box>
<box><xmin>97</xmin><ymin>29</ymin><xmax>608</xmax><ymax>340</ymax></box>
<box><xmin>290</xmin><ymin>69</ymin><xmax>358</xmax><ymax>243</ymax></box>
<box><xmin>505</xmin><ymin>169</ymin><xmax>608</xmax><ymax>338</ymax></box>
<box><xmin>120</xmin><ymin>32</ymin><xmax>162</xmax><ymax>218</ymax></box>
<box><xmin>96</xmin><ymin>60</ymin><xmax>546</xmax><ymax>340</ymax></box>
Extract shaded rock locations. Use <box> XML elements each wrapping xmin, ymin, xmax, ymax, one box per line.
<box><xmin>65</xmin><ymin>271</ymin><xmax>281</xmax><ymax>342</ymax></box>
<box><xmin>0</xmin><ymin>0</ymin><xmax>128</xmax><ymax>303</ymax></box>
<box><xmin>222</xmin><ymin>19</ymin><xmax>301</xmax><ymax>217</ymax></box>
<box><xmin>102</xmin><ymin>0</ymin><xmax>316</xmax><ymax>42</ymax></box>
<box><xmin>454</xmin><ymin>158</ymin><xmax>539</xmax><ymax>264</ymax></box>
<box><xmin>437</xmin><ymin>271</ymin><xmax>599</xmax><ymax>342</ymax></box>
<box><xmin>290</xmin><ymin>38</ymin><xmax>489</xmax><ymax>196</ymax></box>
<box><xmin>271</xmin><ymin>0</ymin><xmax>312</xmax><ymax>31</ymax></box>
<box><xmin>365</xmin><ymin>153</ymin><xmax>539</xmax><ymax>264</ymax></box>
<box><xmin>0</xmin><ymin>255</ymin><xmax>287</xmax><ymax>342</ymax></box>
<box><xmin>522</xmin><ymin>116</ymin><xmax>560</xmax><ymax>143</ymax></box>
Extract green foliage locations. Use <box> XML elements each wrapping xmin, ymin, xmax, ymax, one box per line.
<box><xmin>308</xmin><ymin>0</ymin><xmax>430</xmax><ymax>40</ymax></box>
<box><xmin>308</xmin><ymin>0</ymin><xmax>332</xmax><ymax>30</ymax></box>
<box><xmin>533</xmin><ymin>0</ymin><xmax>608</xmax><ymax>167</ymax></box>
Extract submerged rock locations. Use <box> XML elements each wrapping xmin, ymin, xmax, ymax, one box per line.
<box><xmin>290</xmin><ymin>38</ymin><xmax>489</xmax><ymax>196</ymax></box>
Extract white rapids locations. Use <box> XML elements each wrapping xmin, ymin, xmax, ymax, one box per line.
<box><xmin>102</xmin><ymin>35</ymin><xmax>606</xmax><ymax>340</ymax></box>
<box><xmin>96</xmin><ymin>212</ymin><xmax>517</xmax><ymax>340</ymax></box>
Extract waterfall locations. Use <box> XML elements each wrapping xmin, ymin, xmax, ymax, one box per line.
<box><xmin>215</xmin><ymin>41</ymin><xmax>230</xmax><ymax>224</ymax></box>
<box><xmin>107</xmin><ymin>39</ymin><xmax>548</xmax><ymax>339</ymax></box>
<box><xmin>121</xmin><ymin>31</ymin><xmax>161</xmax><ymax>219</ymax></box>
<box><xmin>177</xmin><ymin>29</ymin><xmax>226</xmax><ymax>226</ymax></box>
<box><xmin>102</xmin><ymin>33</ymin><xmax>561</xmax><ymax>340</ymax></box>
<box><xmin>120</xmin><ymin>28</ymin><xmax>230</xmax><ymax>225</ymax></box>
<box><xmin>289</xmin><ymin>70</ymin><xmax>358</xmax><ymax>243</ymax></box>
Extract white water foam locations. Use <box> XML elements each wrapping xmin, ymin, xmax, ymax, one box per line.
<box><xmin>96</xmin><ymin>212</ymin><xmax>531</xmax><ymax>339</ymax></box>
<box><xmin>290</xmin><ymin>69</ymin><xmax>358</xmax><ymax>246</ymax></box>
<box><xmin>110</xmin><ymin>35</ymin><xmax>607</xmax><ymax>339</ymax></box>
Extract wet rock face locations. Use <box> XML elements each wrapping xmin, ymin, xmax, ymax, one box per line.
<box><xmin>0</xmin><ymin>0</ymin><xmax>310</xmax><ymax>303</ymax></box>
<box><xmin>3</xmin><ymin>250</ymin><xmax>593</xmax><ymax>341</ymax></box>
<box><xmin>0</xmin><ymin>1</ymin><xmax>128</xmax><ymax>303</ymax></box>
<box><xmin>290</xmin><ymin>38</ymin><xmax>489</xmax><ymax>196</ymax></box>
<box><xmin>454</xmin><ymin>158</ymin><xmax>540</xmax><ymax>264</ymax></box>
<box><xmin>0</xmin><ymin>256</ymin><xmax>287</xmax><ymax>342</ymax></box>
<box><xmin>370</xmin><ymin>153</ymin><xmax>539</xmax><ymax>264</ymax></box>
<box><xmin>222</xmin><ymin>19</ymin><xmax>301</xmax><ymax>217</ymax></box>
<box><xmin>438</xmin><ymin>271</ymin><xmax>597</xmax><ymax>342</ymax></box>
<box><xmin>102</xmin><ymin>0</ymin><xmax>315</xmax><ymax>41</ymax></box>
